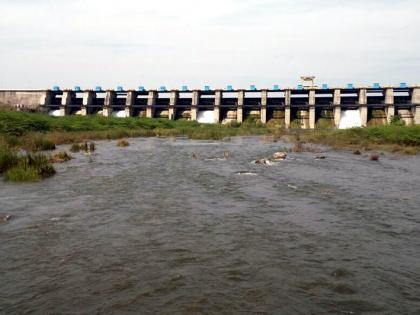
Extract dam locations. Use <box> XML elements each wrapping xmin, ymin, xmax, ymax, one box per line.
<box><xmin>1</xmin><ymin>84</ymin><xmax>420</xmax><ymax>128</ymax></box>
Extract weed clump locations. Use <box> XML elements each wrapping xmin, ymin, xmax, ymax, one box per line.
<box><xmin>33</xmin><ymin>137</ymin><xmax>56</xmax><ymax>151</ymax></box>
<box><xmin>369</xmin><ymin>154</ymin><xmax>380</xmax><ymax>161</ymax></box>
<box><xmin>4</xmin><ymin>166</ymin><xmax>40</xmax><ymax>182</ymax></box>
<box><xmin>49</xmin><ymin>151</ymin><xmax>73</xmax><ymax>163</ymax></box>
<box><xmin>1</xmin><ymin>151</ymin><xmax>55</xmax><ymax>182</ymax></box>
<box><xmin>70</xmin><ymin>143</ymin><xmax>80</xmax><ymax>153</ymax></box>
<box><xmin>70</xmin><ymin>142</ymin><xmax>96</xmax><ymax>153</ymax></box>
<box><xmin>117</xmin><ymin>139</ymin><xmax>130</xmax><ymax>147</ymax></box>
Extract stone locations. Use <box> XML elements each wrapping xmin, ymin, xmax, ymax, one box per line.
<box><xmin>272</xmin><ymin>152</ymin><xmax>287</xmax><ymax>160</ymax></box>
<box><xmin>1</xmin><ymin>215</ymin><xmax>12</xmax><ymax>223</ymax></box>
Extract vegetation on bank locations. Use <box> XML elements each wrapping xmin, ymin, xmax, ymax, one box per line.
<box><xmin>0</xmin><ymin>148</ymin><xmax>56</xmax><ymax>182</ymax></box>
<box><xmin>287</xmin><ymin>124</ymin><xmax>420</xmax><ymax>154</ymax></box>
<box><xmin>0</xmin><ymin>109</ymin><xmax>419</xmax><ymax>182</ymax></box>
<box><xmin>0</xmin><ymin>110</ymin><xmax>268</xmax><ymax>147</ymax></box>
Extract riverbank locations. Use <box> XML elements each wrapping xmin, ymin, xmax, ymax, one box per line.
<box><xmin>0</xmin><ymin>110</ymin><xmax>268</xmax><ymax>148</ymax></box>
<box><xmin>282</xmin><ymin>125</ymin><xmax>420</xmax><ymax>155</ymax></box>
<box><xmin>1</xmin><ymin>110</ymin><xmax>419</xmax><ymax>155</ymax></box>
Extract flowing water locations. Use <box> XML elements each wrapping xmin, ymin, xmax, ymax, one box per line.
<box><xmin>1</xmin><ymin>137</ymin><xmax>420</xmax><ymax>314</ymax></box>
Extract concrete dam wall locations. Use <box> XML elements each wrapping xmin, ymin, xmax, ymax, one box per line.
<box><xmin>0</xmin><ymin>90</ymin><xmax>47</xmax><ymax>110</ymax></box>
<box><xmin>1</xmin><ymin>85</ymin><xmax>420</xmax><ymax>128</ymax></box>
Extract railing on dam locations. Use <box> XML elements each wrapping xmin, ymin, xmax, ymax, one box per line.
<box><xmin>1</xmin><ymin>84</ymin><xmax>420</xmax><ymax>128</ymax></box>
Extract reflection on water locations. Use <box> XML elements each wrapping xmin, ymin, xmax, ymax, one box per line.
<box><xmin>1</xmin><ymin>137</ymin><xmax>420</xmax><ymax>314</ymax></box>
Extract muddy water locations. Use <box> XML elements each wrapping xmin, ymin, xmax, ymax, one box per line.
<box><xmin>1</xmin><ymin>137</ymin><xmax>420</xmax><ymax>314</ymax></box>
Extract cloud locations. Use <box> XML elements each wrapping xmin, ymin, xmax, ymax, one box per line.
<box><xmin>0</xmin><ymin>0</ymin><xmax>419</xmax><ymax>89</ymax></box>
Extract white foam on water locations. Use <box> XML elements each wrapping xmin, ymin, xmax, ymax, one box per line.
<box><xmin>197</xmin><ymin>110</ymin><xmax>215</xmax><ymax>124</ymax></box>
<box><xmin>48</xmin><ymin>110</ymin><xmax>61</xmax><ymax>117</ymax></box>
<box><xmin>112</xmin><ymin>110</ymin><xmax>128</xmax><ymax>118</ymax></box>
<box><xmin>339</xmin><ymin>110</ymin><xmax>362</xmax><ymax>129</ymax></box>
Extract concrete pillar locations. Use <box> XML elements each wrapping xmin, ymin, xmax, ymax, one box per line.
<box><xmin>40</xmin><ymin>90</ymin><xmax>52</xmax><ymax>107</ymax></box>
<box><xmin>285</xmin><ymin>107</ymin><xmax>291</xmax><ymax>129</ymax></box>
<box><xmin>190</xmin><ymin>108</ymin><xmax>197</xmax><ymax>121</ymax></box>
<box><xmin>412</xmin><ymin>88</ymin><xmax>420</xmax><ymax>125</ymax></box>
<box><xmin>168</xmin><ymin>90</ymin><xmax>178</xmax><ymax>120</ymax></box>
<box><xmin>333</xmin><ymin>89</ymin><xmax>341</xmax><ymax>128</ymax></box>
<box><xmin>147</xmin><ymin>90</ymin><xmax>157</xmax><ymax>118</ymax></box>
<box><xmin>358</xmin><ymin>88</ymin><xmax>367</xmax><ymax>105</ymax></box>
<box><xmin>414</xmin><ymin>106</ymin><xmax>420</xmax><ymax>125</ymax></box>
<box><xmin>261</xmin><ymin>89</ymin><xmax>267</xmax><ymax>124</ymax></box>
<box><xmin>237</xmin><ymin>90</ymin><xmax>244</xmax><ymax>123</ymax></box>
<box><xmin>384</xmin><ymin>88</ymin><xmax>394</xmax><ymax>123</ymax></box>
<box><xmin>333</xmin><ymin>89</ymin><xmax>341</xmax><ymax>106</ymax></box>
<box><xmin>125</xmin><ymin>91</ymin><xmax>135</xmax><ymax>118</ymax></box>
<box><xmin>191</xmin><ymin>90</ymin><xmax>200</xmax><ymax>121</ymax></box>
<box><xmin>334</xmin><ymin>106</ymin><xmax>341</xmax><ymax>128</ymax></box>
<box><xmin>60</xmin><ymin>90</ymin><xmax>72</xmax><ymax>116</ymax></box>
<box><xmin>360</xmin><ymin>106</ymin><xmax>368</xmax><ymax>127</ymax></box>
<box><xmin>308</xmin><ymin>89</ymin><xmax>316</xmax><ymax>106</ymax></box>
<box><xmin>80</xmin><ymin>91</ymin><xmax>93</xmax><ymax>117</ymax></box>
<box><xmin>308</xmin><ymin>89</ymin><xmax>316</xmax><ymax>129</ymax></box>
<box><xmin>284</xmin><ymin>89</ymin><xmax>291</xmax><ymax>106</ymax></box>
<box><xmin>103</xmin><ymin>90</ymin><xmax>114</xmax><ymax>117</ymax></box>
<box><xmin>309</xmin><ymin>106</ymin><xmax>316</xmax><ymax>129</ymax></box>
<box><xmin>359</xmin><ymin>88</ymin><xmax>367</xmax><ymax>127</ymax></box>
<box><xmin>192</xmin><ymin>90</ymin><xmax>200</xmax><ymax>106</ymax></box>
<box><xmin>214</xmin><ymin>90</ymin><xmax>222</xmax><ymax>123</ymax></box>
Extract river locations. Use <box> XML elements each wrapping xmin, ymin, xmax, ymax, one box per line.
<box><xmin>1</xmin><ymin>137</ymin><xmax>420</xmax><ymax>314</ymax></box>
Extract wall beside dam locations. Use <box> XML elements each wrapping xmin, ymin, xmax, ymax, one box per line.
<box><xmin>0</xmin><ymin>90</ymin><xmax>47</xmax><ymax>110</ymax></box>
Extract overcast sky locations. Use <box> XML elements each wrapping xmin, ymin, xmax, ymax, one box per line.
<box><xmin>0</xmin><ymin>0</ymin><xmax>419</xmax><ymax>89</ymax></box>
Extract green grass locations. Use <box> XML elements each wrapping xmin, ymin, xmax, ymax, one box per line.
<box><xmin>0</xmin><ymin>110</ymin><xmax>419</xmax><ymax>156</ymax></box>
<box><xmin>0</xmin><ymin>110</ymin><xmax>269</xmax><ymax>143</ymax></box>
<box><xmin>0</xmin><ymin>145</ymin><xmax>56</xmax><ymax>182</ymax></box>
<box><xmin>4</xmin><ymin>166</ymin><xmax>40</xmax><ymax>182</ymax></box>
<box><xmin>297</xmin><ymin>125</ymin><xmax>420</xmax><ymax>153</ymax></box>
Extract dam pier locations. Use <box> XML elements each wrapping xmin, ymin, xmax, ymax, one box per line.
<box><xmin>1</xmin><ymin>84</ymin><xmax>420</xmax><ymax>128</ymax></box>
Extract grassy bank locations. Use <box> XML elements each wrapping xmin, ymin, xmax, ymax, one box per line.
<box><xmin>287</xmin><ymin>125</ymin><xmax>420</xmax><ymax>154</ymax></box>
<box><xmin>1</xmin><ymin>110</ymin><xmax>419</xmax><ymax>156</ymax></box>
<box><xmin>0</xmin><ymin>110</ymin><xmax>268</xmax><ymax>148</ymax></box>
<box><xmin>0</xmin><ymin>148</ymin><xmax>56</xmax><ymax>182</ymax></box>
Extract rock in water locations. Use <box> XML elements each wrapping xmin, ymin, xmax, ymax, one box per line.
<box><xmin>254</xmin><ymin>159</ymin><xmax>272</xmax><ymax>165</ymax></box>
<box><xmin>272</xmin><ymin>152</ymin><xmax>287</xmax><ymax>160</ymax></box>
<box><xmin>1</xmin><ymin>215</ymin><xmax>12</xmax><ymax>223</ymax></box>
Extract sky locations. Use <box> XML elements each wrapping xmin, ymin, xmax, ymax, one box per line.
<box><xmin>0</xmin><ymin>0</ymin><xmax>419</xmax><ymax>89</ymax></box>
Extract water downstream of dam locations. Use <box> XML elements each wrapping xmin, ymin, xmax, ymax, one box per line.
<box><xmin>1</xmin><ymin>137</ymin><xmax>420</xmax><ymax>314</ymax></box>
